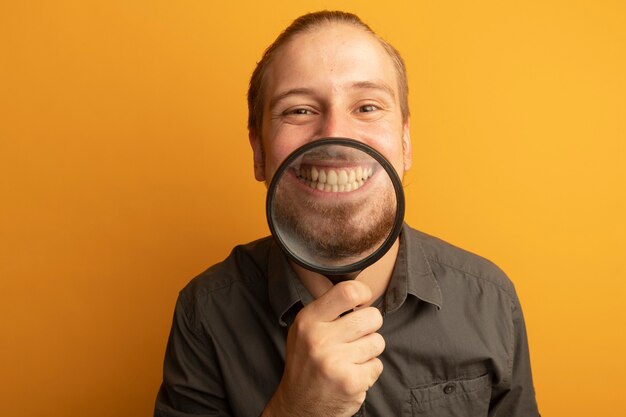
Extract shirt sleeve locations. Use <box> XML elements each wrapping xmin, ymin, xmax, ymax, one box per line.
<box><xmin>154</xmin><ymin>296</ymin><xmax>233</xmax><ymax>417</ymax></box>
<box><xmin>489</xmin><ymin>294</ymin><xmax>541</xmax><ymax>416</ymax></box>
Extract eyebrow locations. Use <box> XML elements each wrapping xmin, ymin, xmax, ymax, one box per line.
<box><xmin>350</xmin><ymin>81</ymin><xmax>396</xmax><ymax>100</ymax></box>
<box><xmin>269</xmin><ymin>88</ymin><xmax>316</xmax><ymax>112</ymax></box>
<box><xmin>268</xmin><ymin>81</ymin><xmax>397</xmax><ymax>111</ymax></box>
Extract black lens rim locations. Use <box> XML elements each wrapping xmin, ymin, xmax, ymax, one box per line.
<box><xmin>266</xmin><ymin>137</ymin><xmax>405</xmax><ymax>277</ymax></box>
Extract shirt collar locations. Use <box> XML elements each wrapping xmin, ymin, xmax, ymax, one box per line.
<box><xmin>384</xmin><ymin>223</ymin><xmax>442</xmax><ymax>313</ymax></box>
<box><xmin>267</xmin><ymin>240</ymin><xmax>313</xmax><ymax>327</ymax></box>
<box><xmin>267</xmin><ymin>223</ymin><xmax>442</xmax><ymax>326</ymax></box>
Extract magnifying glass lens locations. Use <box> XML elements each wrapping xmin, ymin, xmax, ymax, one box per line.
<box><xmin>267</xmin><ymin>138</ymin><xmax>404</xmax><ymax>282</ymax></box>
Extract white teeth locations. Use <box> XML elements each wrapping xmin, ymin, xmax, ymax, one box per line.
<box><xmin>338</xmin><ymin>170</ymin><xmax>348</xmax><ymax>185</ymax></box>
<box><xmin>311</xmin><ymin>166</ymin><xmax>319</xmax><ymax>181</ymax></box>
<box><xmin>327</xmin><ymin>169</ymin><xmax>337</xmax><ymax>186</ymax></box>
<box><xmin>318</xmin><ymin>169</ymin><xmax>326</xmax><ymax>184</ymax></box>
<box><xmin>296</xmin><ymin>165</ymin><xmax>374</xmax><ymax>193</ymax></box>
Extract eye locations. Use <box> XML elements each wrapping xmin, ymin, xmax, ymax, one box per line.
<box><xmin>285</xmin><ymin>108</ymin><xmax>314</xmax><ymax>115</ymax></box>
<box><xmin>277</xmin><ymin>106</ymin><xmax>318</xmax><ymax>124</ymax></box>
<box><xmin>357</xmin><ymin>104</ymin><xmax>379</xmax><ymax>113</ymax></box>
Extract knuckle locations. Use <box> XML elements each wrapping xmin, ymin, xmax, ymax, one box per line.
<box><xmin>355</xmin><ymin>392</ymin><xmax>367</xmax><ymax>405</ymax></box>
<box><xmin>371</xmin><ymin>357</ymin><xmax>384</xmax><ymax>378</ymax></box>
<box><xmin>346</xmin><ymin>310</ymin><xmax>364</xmax><ymax>329</ymax></box>
<box><xmin>291</xmin><ymin>313</ymin><xmax>311</xmax><ymax>336</ymax></box>
<box><xmin>372</xmin><ymin>332</ymin><xmax>386</xmax><ymax>355</ymax></box>
<box><xmin>352</xmin><ymin>307</ymin><xmax>383</xmax><ymax>333</ymax></box>
<box><xmin>336</xmin><ymin>281</ymin><xmax>360</xmax><ymax>306</ymax></box>
<box><xmin>302</xmin><ymin>329</ymin><xmax>324</xmax><ymax>356</ymax></box>
<box><xmin>361</xmin><ymin>333</ymin><xmax>385</xmax><ymax>359</ymax></box>
<box><xmin>307</xmin><ymin>340</ymin><xmax>328</xmax><ymax>362</ymax></box>
<box><xmin>318</xmin><ymin>357</ymin><xmax>338</xmax><ymax>379</ymax></box>
<box><xmin>338</xmin><ymin>376</ymin><xmax>361</xmax><ymax>396</ymax></box>
<box><xmin>367</xmin><ymin>307</ymin><xmax>384</xmax><ymax>328</ymax></box>
<box><xmin>291</xmin><ymin>315</ymin><xmax>327</xmax><ymax>356</ymax></box>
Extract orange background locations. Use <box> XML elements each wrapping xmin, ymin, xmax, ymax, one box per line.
<box><xmin>1</xmin><ymin>1</ymin><xmax>625</xmax><ymax>416</ymax></box>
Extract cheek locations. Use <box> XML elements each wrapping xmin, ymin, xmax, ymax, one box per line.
<box><xmin>361</xmin><ymin>126</ymin><xmax>407</xmax><ymax>176</ymax></box>
<box><xmin>262</xmin><ymin>141</ymin><xmax>299</xmax><ymax>182</ymax></box>
<box><xmin>261</xmin><ymin>125</ymin><xmax>294</xmax><ymax>179</ymax></box>
<box><xmin>263</xmin><ymin>126</ymin><xmax>317</xmax><ymax>176</ymax></box>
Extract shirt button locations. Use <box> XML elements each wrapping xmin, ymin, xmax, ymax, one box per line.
<box><xmin>443</xmin><ymin>383</ymin><xmax>456</xmax><ymax>395</ymax></box>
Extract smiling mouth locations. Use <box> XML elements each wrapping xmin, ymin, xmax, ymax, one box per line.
<box><xmin>294</xmin><ymin>164</ymin><xmax>374</xmax><ymax>192</ymax></box>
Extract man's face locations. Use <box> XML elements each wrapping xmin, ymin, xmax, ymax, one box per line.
<box><xmin>250</xmin><ymin>23</ymin><xmax>411</xmax><ymax>262</ymax></box>
<box><xmin>251</xmin><ymin>22</ymin><xmax>411</xmax><ymax>182</ymax></box>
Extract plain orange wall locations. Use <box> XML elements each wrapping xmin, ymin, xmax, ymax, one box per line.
<box><xmin>1</xmin><ymin>1</ymin><xmax>625</xmax><ymax>416</ymax></box>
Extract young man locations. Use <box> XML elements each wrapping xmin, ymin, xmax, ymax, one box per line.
<box><xmin>155</xmin><ymin>11</ymin><xmax>540</xmax><ymax>417</ymax></box>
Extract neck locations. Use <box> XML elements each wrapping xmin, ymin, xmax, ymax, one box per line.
<box><xmin>291</xmin><ymin>238</ymin><xmax>400</xmax><ymax>305</ymax></box>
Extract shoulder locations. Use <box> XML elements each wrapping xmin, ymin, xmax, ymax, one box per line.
<box><xmin>178</xmin><ymin>236</ymin><xmax>273</xmax><ymax>308</ymax></box>
<box><xmin>407</xmin><ymin>226</ymin><xmax>517</xmax><ymax>300</ymax></box>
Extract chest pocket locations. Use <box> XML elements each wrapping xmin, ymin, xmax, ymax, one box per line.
<box><xmin>411</xmin><ymin>373</ymin><xmax>491</xmax><ymax>416</ymax></box>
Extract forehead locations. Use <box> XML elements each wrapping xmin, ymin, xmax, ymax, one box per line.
<box><xmin>264</xmin><ymin>23</ymin><xmax>398</xmax><ymax>98</ymax></box>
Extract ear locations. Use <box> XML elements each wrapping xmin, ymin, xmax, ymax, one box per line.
<box><xmin>248</xmin><ymin>130</ymin><xmax>266</xmax><ymax>182</ymax></box>
<box><xmin>402</xmin><ymin>117</ymin><xmax>412</xmax><ymax>171</ymax></box>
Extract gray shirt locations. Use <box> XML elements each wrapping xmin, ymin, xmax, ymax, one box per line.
<box><xmin>155</xmin><ymin>224</ymin><xmax>540</xmax><ymax>416</ymax></box>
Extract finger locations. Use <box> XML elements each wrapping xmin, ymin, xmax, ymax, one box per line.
<box><xmin>343</xmin><ymin>332</ymin><xmax>385</xmax><ymax>364</ymax></box>
<box><xmin>353</xmin><ymin>357</ymin><xmax>384</xmax><ymax>392</ymax></box>
<box><xmin>305</xmin><ymin>281</ymin><xmax>372</xmax><ymax>322</ymax></box>
<box><xmin>329</xmin><ymin>306</ymin><xmax>383</xmax><ymax>343</ymax></box>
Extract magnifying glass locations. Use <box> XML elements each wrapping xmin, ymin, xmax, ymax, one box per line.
<box><xmin>266</xmin><ymin>138</ymin><xmax>405</xmax><ymax>284</ymax></box>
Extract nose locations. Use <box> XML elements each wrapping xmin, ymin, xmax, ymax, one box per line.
<box><xmin>316</xmin><ymin>108</ymin><xmax>354</xmax><ymax>139</ymax></box>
